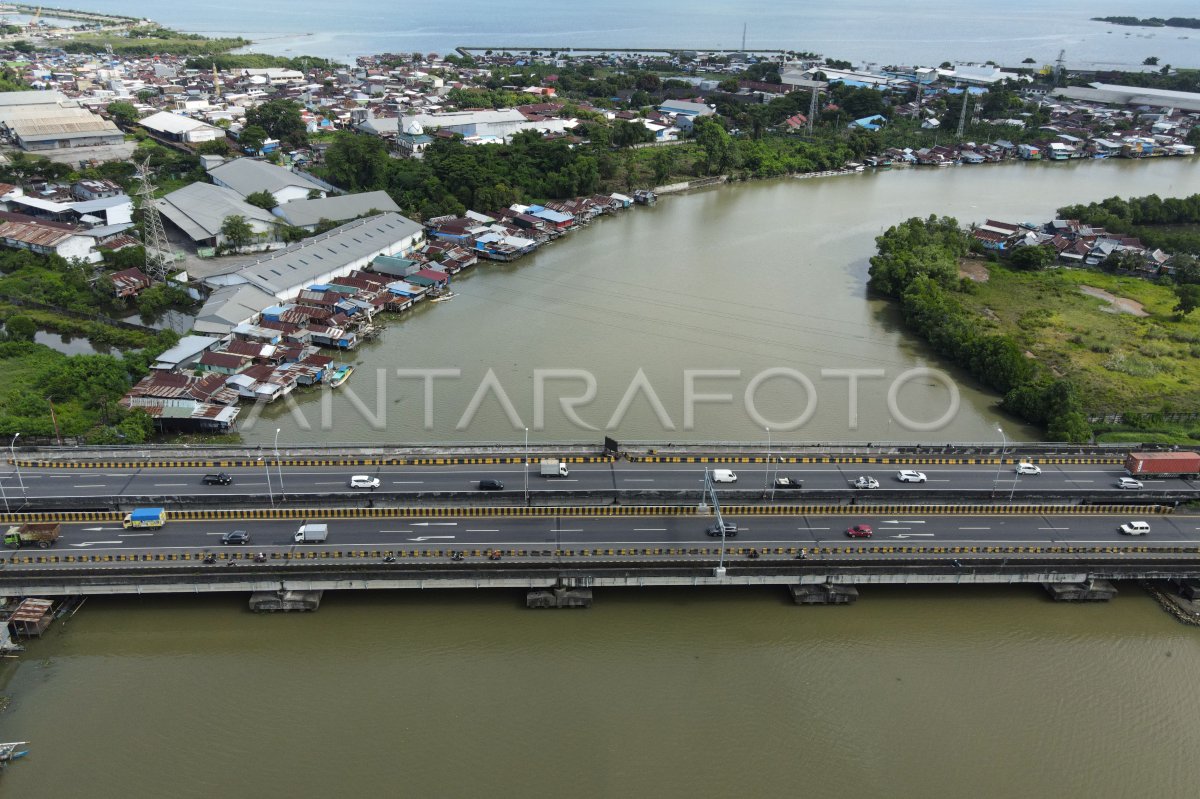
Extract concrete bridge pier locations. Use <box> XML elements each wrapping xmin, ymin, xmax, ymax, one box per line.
<box><xmin>249</xmin><ymin>590</ymin><xmax>323</xmax><ymax>612</ymax></box>
<box><xmin>789</xmin><ymin>583</ymin><xmax>859</xmax><ymax>605</ymax></box>
<box><xmin>1043</xmin><ymin>579</ymin><xmax>1117</xmax><ymax>602</ymax></box>
<box><xmin>527</xmin><ymin>583</ymin><xmax>593</xmax><ymax>609</ymax></box>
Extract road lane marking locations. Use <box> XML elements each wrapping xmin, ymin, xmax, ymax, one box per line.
<box><xmin>466</xmin><ymin>529</ymin><xmax>499</xmax><ymax>533</ymax></box>
<box><xmin>119</xmin><ymin>533</ymin><xmax>154</xmax><ymax>537</ymax></box>
<box><xmin>1038</xmin><ymin>527</ymin><xmax>1069</xmax><ymax>530</ymax></box>
<box><xmin>69</xmin><ymin>541</ymin><xmax>122</xmax><ymax>546</ymax></box>
<box><xmin>805</xmin><ymin>527</ymin><xmax>830</xmax><ymax>530</ymax></box>
<box><xmin>407</xmin><ymin>535</ymin><xmax>455</xmax><ymax>542</ymax></box>
<box><xmin>74</xmin><ymin>484</ymin><xmax>107</xmax><ymax>488</ymax></box>
<box><xmin>634</xmin><ymin>528</ymin><xmax>666</xmax><ymax>531</ymax></box>
<box><xmin>411</xmin><ymin>522</ymin><xmax>457</xmax><ymax>527</ymax></box>
<box><xmin>558</xmin><ymin>529</ymin><xmax>584</xmax><ymax>532</ymax></box>
<box><xmin>623</xmin><ymin>479</ymin><xmax>655</xmax><ymax>482</ymax></box>
<box><xmin>154</xmin><ymin>483</ymin><xmax>186</xmax><ymax>487</ymax></box>
<box><xmin>892</xmin><ymin>533</ymin><xmax>934</xmax><ymax>538</ymax></box>
<box><xmin>959</xmin><ymin>527</ymin><xmax>991</xmax><ymax>530</ymax></box>
<box><xmin>391</xmin><ymin>481</ymin><xmax>424</xmax><ymax>484</ymax></box>
<box><xmin>379</xmin><ymin>530</ymin><xmax>413</xmax><ymax>533</ymax></box>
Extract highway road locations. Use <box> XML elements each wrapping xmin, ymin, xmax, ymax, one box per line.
<box><xmin>36</xmin><ymin>512</ymin><xmax>1200</xmax><ymax>555</ymax></box>
<box><xmin>2</xmin><ymin>461</ymin><xmax>1196</xmax><ymax>501</ymax></box>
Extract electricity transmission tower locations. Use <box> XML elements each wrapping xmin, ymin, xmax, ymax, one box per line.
<box><xmin>133</xmin><ymin>159</ymin><xmax>174</xmax><ymax>281</ymax></box>
<box><xmin>956</xmin><ymin>84</ymin><xmax>970</xmax><ymax>138</ymax></box>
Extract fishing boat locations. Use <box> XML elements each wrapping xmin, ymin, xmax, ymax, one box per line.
<box><xmin>328</xmin><ymin>365</ymin><xmax>353</xmax><ymax>388</ymax></box>
<box><xmin>0</xmin><ymin>742</ymin><xmax>29</xmax><ymax>767</ymax></box>
<box><xmin>430</xmin><ymin>292</ymin><xmax>456</xmax><ymax>303</ymax></box>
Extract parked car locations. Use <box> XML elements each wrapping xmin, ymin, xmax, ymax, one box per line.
<box><xmin>349</xmin><ymin>475</ymin><xmax>380</xmax><ymax>489</ymax></box>
<box><xmin>1119</xmin><ymin>521</ymin><xmax>1150</xmax><ymax>536</ymax></box>
<box><xmin>202</xmin><ymin>472</ymin><xmax>232</xmax><ymax>486</ymax></box>
<box><xmin>853</xmin><ymin>476</ymin><xmax>880</xmax><ymax>489</ymax></box>
<box><xmin>478</xmin><ymin>479</ymin><xmax>504</xmax><ymax>491</ymax></box>
<box><xmin>897</xmin><ymin>470</ymin><xmax>927</xmax><ymax>483</ymax></box>
<box><xmin>846</xmin><ymin>524</ymin><xmax>873</xmax><ymax>538</ymax></box>
<box><xmin>711</xmin><ymin>469</ymin><xmax>738</xmax><ymax>483</ymax></box>
<box><xmin>1015</xmin><ymin>462</ymin><xmax>1042</xmax><ymax>476</ymax></box>
<box><xmin>221</xmin><ymin>530</ymin><xmax>250</xmax><ymax>545</ymax></box>
<box><xmin>706</xmin><ymin>522</ymin><xmax>738</xmax><ymax>537</ymax></box>
<box><xmin>773</xmin><ymin>476</ymin><xmax>803</xmax><ymax>490</ymax></box>
<box><xmin>1116</xmin><ymin>477</ymin><xmax>1144</xmax><ymax>490</ymax></box>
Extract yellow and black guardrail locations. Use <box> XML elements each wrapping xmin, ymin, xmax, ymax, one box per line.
<box><xmin>1</xmin><ymin>542</ymin><xmax>1195</xmax><ymax>567</ymax></box>
<box><xmin>11</xmin><ymin>455</ymin><xmax>616</xmax><ymax>469</ymax></box>
<box><xmin>633</xmin><ymin>455</ymin><xmax>1124</xmax><ymax>465</ymax></box>
<box><xmin>11</xmin><ymin>454</ymin><xmax>1126</xmax><ymax>469</ymax></box>
<box><xmin>0</xmin><ymin>503</ymin><xmax>1175</xmax><ymax>526</ymax></box>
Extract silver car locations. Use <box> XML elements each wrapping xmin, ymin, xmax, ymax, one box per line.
<box><xmin>1116</xmin><ymin>477</ymin><xmax>1143</xmax><ymax>490</ymax></box>
<box><xmin>853</xmin><ymin>476</ymin><xmax>880</xmax><ymax>489</ymax></box>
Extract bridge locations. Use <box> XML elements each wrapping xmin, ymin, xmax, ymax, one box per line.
<box><xmin>2</xmin><ymin>444</ymin><xmax>1199</xmax><ymax>613</ymax></box>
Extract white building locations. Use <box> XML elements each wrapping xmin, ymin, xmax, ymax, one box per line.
<box><xmin>208</xmin><ymin>158</ymin><xmax>328</xmax><ymax>206</ymax></box>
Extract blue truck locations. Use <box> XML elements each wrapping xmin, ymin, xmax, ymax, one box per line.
<box><xmin>122</xmin><ymin>507</ymin><xmax>166</xmax><ymax>529</ymax></box>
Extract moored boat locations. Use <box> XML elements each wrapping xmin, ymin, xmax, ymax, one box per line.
<box><xmin>328</xmin><ymin>365</ymin><xmax>354</xmax><ymax>388</ymax></box>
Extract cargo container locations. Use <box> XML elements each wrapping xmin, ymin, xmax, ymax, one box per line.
<box><xmin>1124</xmin><ymin>452</ymin><xmax>1200</xmax><ymax>478</ymax></box>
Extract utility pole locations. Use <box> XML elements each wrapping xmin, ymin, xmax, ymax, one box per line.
<box><xmin>46</xmin><ymin>397</ymin><xmax>63</xmax><ymax>445</ymax></box>
<box><xmin>808</xmin><ymin>83</ymin><xmax>819</xmax><ymax>134</ymax></box>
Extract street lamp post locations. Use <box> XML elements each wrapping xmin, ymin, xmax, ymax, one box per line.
<box><xmin>524</xmin><ymin>427</ymin><xmax>529</xmax><ymax>506</ymax></box>
<box><xmin>10</xmin><ymin>433</ymin><xmax>25</xmax><ymax>500</ymax></box>
<box><xmin>274</xmin><ymin>428</ymin><xmax>284</xmax><ymax>501</ymax></box>
<box><xmin>993</xmin><ymin>425</ymin><xmax>1005</xmax><ymax>495</ymax></box>
<box><xmin>260</xmin><ymin>456</ymin><xmax>274</xmax><ymax>508</ymax></box>
<box><xmin>0</xmin><ymin>456</ymin><xmax>8</xmax><ymax>513</ymax></box>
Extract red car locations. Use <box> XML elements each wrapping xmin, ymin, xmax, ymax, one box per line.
<box><xmin>846</xmin><ymin>524</ymin><xmax>873</xmax><ymax>539</ymax></box>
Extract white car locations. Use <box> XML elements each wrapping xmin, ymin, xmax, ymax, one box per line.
<box><xmin>897</xmin><ymin>470</ymin><xmax>927</xmax><ymax>483</ymax></box>
<box><xmin>1015</xmin><ymin>462</ymin><xmax>1041</xmax><ymax>476</ymax></box>
<box><xmin>1119</xmin><ymin>521</ymin><xmax>1150</xmax><ymax>536</ymax></box>
<box><xmin>1116</xmin><ymin>477</ymin><xmax>1143</xmax><ymax>490</ymax></box>
<box><xmin>853</xmin><ymin>476</ymin><xmax>880</xmax><ymax>489</ymax></box>
<box><xmin>349</xmin><ymin>475</ymin><xmax>380</xmax><ymax>489</ymax></box>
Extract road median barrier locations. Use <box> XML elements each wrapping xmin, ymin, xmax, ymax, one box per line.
<box><xmin>0</xmin><ymin>502</ymin><xmax>1178</xmax><ymax>526</ymax></box>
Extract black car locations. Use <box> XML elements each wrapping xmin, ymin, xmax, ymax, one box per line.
<box><xmin>221</xmin><ymin>530</ymin><xmax>250</xmax><ymax>545</ymax></box>
<box><xmin>203</xmin><ymin>472</ymin><xmax>233</xmax><ymax>486</ymax></box>
<box><xmin>705</xmin><ymin>522</ymin><xmax>738</xmax><ymax>537</ymax></box>
<box><xmin>478</xmin><ymin>479</ymin><xmax>504</xmax><ymax>491</ymax></box>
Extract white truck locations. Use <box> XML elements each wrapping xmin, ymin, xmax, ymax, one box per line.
<box><xmin>293</xmin><ymin>523</ymin><xmax>328</xmax><ymax>543</ymax></box>
<box><xmin>539</xmin><ymin>459</ymin><xmax>569</xmax><ymax>477</ymax></box>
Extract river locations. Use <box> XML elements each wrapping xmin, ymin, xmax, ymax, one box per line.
<box><xmin>3</xmin><ymin>587</ymin><xmax>1200</xmax><ymax>797</ymax></box>
<box><xmin>240</xmin><ymin>156</ymin><xmax>1200</xmax><ymax>447</ymax></box>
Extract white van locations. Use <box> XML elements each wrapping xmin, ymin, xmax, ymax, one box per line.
<box><xmin>711</xmin><ymin>469</ymin><xmax>738</xmax><ymax>483</ymax></box>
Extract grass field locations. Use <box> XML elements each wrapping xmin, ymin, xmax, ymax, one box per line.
<box><xmin>959</xmin><ymin>261</ymin><xmax>1200</xmax><ymax>418</ymax></box>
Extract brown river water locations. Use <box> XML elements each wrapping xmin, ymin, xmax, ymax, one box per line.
<box><xmin>5</xmin><ymin>158</ymin><xmax>1200</xmax><ymax>796</ymax></box>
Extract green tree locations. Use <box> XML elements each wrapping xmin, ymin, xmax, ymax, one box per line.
<box><xmin>1174</xmin><ymin>283</ymin><xmax>1200</xmax><ymax>317</ymax></box>
<box><xmin>106</xmin><ymin>100</ymin><xmax>140</xmax><ymax>127</ymax></box>
<box><xmin>245</xmin><ymin>190</ymin><xmax>277</xmax><ymax>210</ymax></box>
<box><xmin>1143</xmin><ymin>56</ymin><xmax>1159</xmax><ymax>65</ymax></box>
<box><xmin>238</xmin><ymin>125</ymin><xmax>268</xmax><ymax>155</ymax></box>
<box><xmin>245</xmin><ymin>99</ymin><xmax>308</xmax><ymax>149</ymax></box>
<box><xmin>693</xmin><ymin>116</ymin><xmax>734</xmax><ymax>174</ymax></box>
<box><xmin>1007</xmin><ymin>245</ymin><xmax>1056</xmax><ymax>270</ymax></box>
<box><xmin>220</xmin><ymin>215</ymin><xmax>254</xmax><ymax>249</ymax></box>
<box><xmin>193</xmin><ymin>138</ymin><xmax>230</xmax><ymax>155</ymax></box>
<box><xmin>4</xmin><ymin>314</ymin><xmax>35</xmax><ymax>342</ymax></box>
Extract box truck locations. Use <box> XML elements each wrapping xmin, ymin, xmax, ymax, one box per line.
<box><xmin>123</xmin><ymin>508</ymin><xmax>166</xmax><ymax>529</ymax></box>
<box><xmin>539</xmin><ymin>459</ymin><xmax>569</xmax><ymax>477</ymax></box>
<box><xmin>293</xmin><ymin>523</ymin><xmax>328</xmax><ymax>543</ymax></box>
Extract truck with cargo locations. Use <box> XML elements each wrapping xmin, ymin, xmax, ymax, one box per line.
<box><xmin>539</xmin><ymin>459</ymin><xmax>569</xmax><ymax>477</ymax></box>
<box><xmin>293</xmin><ymin>523</ymin><xmax>328</xmax><ymax>543</ymax></box>
<box><xmin>1124</xmin><ymin>452</ymin><xmax>1200</xmax><ymax>478</ymax></box>
<box><xmin>122</xmin><ymin>507</ymin><xmax>166</xmax><ymax>529</ymax></box>
<box><xmin>4</xmin><ymin>522</ymin><xmax>61</xmax><ymax>549</ymax></box>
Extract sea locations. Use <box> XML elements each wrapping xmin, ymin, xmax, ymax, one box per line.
<box><xmin>27</xmin><ymin>0</ymin><xmax>1200</xmax><ymax>70</ymax></box>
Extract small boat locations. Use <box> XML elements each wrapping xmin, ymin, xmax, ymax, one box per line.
<box><xmin>328</xmin><ymin>365</ymin><xmax>353</xmax><ymax>388</ymax></box>
<box><xmin>0</xmin><ymin>742</ymin><xmax>29</xmax><ymax>766</ymax></box>
<box><xmin>430</xmin><ymin>292</ymin><xmax>456</xmax><ymax>303</ymax></box>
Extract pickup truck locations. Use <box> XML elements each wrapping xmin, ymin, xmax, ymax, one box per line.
<box><xmin>773</xmin><ymin>477</ymin><xmax>803</xmax><ymax>490</ymax></box>
<box><xmin>202</xmin><ymin>472</ymin><xmax>232</xmax><ymax>486</ymax></box>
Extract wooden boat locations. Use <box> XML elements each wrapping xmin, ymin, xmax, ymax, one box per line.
<box><xmin>0</xmin><ymin>742</ymin><xmax>29</xmax><ymax>767</ymax></box>
<box><xmin>328</xmin><ymin>365</ymin><xmax>353</xmax><ymax>388</ymax></box>
<box><xmin>430</xmin><ymin>292</ymin><xmax>456</xmax><ymax>303</ymax></box>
